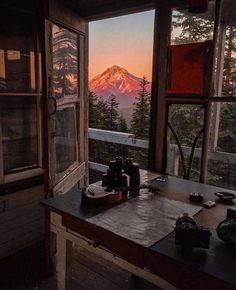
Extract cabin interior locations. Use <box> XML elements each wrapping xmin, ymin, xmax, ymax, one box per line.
<box><xmin>0</xmin><ymin>0</ymin><xmax>236</xmax><ymax>290</ymax></box>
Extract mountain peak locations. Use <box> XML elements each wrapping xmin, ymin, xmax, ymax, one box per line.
<box><xmin>89</xmin><ymin>65</ymin><xmax>151</xmax><ymax>108</ymax></box>
<box><xmin>102</xmin><ymin>65</ymin><xmax>128</xmax><ymax>76</ymax></box>
<box><xmin>109</xmin><ymin>65</ymin><xmax>124</xmax><ymax>70</ymax></box>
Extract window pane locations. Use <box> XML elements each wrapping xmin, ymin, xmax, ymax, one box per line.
<box><xmin>221</xmin><ymin>25</ymin><xmax>236</xmax><ymax>96</ymax></box>
<box><xmin>0</xmin><ymin>34</ymin><xmax>37</xmax><ymax>93</ymax></box>
<box><xmin>55</xmin><ymin>107</ymin><xmax>77</xmax><ymax>173</ymax></box>
<box><xmin>169</xmin><ymin>8</ymin><xmax>215</xmax><ymax>96</ymax></box>
<box><xmin>218</xmin><ymin>0</ymin><xmax>236</xmax><ymax>97</ymax></box>
<box><xmin>52</xmin><ymin>24</ymin><xmax>78</xmax><ymax>100</ymax></box>
<box><xmin>166</xmin><ymin>104</ymin><xmax>204</xmax><ymax>181</ymax></box>
<box><xmin>171</xmin><ymin>8</ymin><xmax>215</xmax><ymax>45</ymax></box>
<box><xmin>208</xmin><ymin>102</ymin><xmax>236</xmax><ymax>190</ymax></box>
<box><xmin>1</xmin><ymin>96</ymin><xmax>38</xmax><ymax>173</ymax></box>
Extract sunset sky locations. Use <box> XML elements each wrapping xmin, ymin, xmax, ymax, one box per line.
<box><xmin>89</xmin><ymin>10</ymin><xmax>155</xmax><ymax>81</ymax></box>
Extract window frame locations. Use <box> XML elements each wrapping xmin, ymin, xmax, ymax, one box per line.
<box><xmin>150</xmin><ymin>0</ymin><xmax>236</xmax><ymax>187</ymax></box>
<box><xmin>44</xmin><ymin>18</ymin><xmax>88</xmax><ymax>196</ymax></box>
<box><xmin>0</xmin><ymin>31</ymin><xmax>43</xmax><ymax>185</ymax></box>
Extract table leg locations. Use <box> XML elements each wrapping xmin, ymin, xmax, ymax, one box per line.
<box><xmin>56</xmin><ymin>233</ymin><xmax>72</xmax><ymax>290</ymax></box>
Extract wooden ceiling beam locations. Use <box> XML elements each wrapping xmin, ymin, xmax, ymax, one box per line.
<box><xmin>58</xmin><ymin>0</ymin><xmax>159</xmax><ymax>21</ymax></box>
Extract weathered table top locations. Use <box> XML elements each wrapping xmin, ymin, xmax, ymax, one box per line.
<box><xmin>41</xmin><ymin>171</ymin><xmax>236</xmax><ymax>290</ymax></box>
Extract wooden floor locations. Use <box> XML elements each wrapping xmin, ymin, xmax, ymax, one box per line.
<box><xmin>0</xmin><ymin>242</ymin><xmax>162</xmax><ymax>290</ymax></box>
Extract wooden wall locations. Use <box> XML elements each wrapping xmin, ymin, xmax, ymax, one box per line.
<box><xmin>0</xmin><ymin>185</ymin><xmax>44</xmax><ymax>259</ymax></box>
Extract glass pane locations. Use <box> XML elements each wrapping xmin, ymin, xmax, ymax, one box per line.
<box><xmin>219</xmin><ymin>0</ymin><xmax>236</xmax><ymax>97</ymax></box>
<box><xmin>55</xmin><ymin>107</ymin><xmax>77</xmax><ymax>173</ymax></box>
<box><xmin>52</xmin><ymin>24</ymin><xmax>78</xmax><ymax>100</ymax></box>
<box><xmin>208</xmin><ymin>102</ymin><xmax>236</xmax><ymax>190</ymax></box>
<box><xmin>1</xmin><ymin>96</ymin><xmax>38</xmax><ymax>173</ymax></box>
<box><xmin>0</xmin><ymin>34</ymin><xmax>37</xmax><ymax>93</ymax></box>
<box><xmin>221</xmin><ymin>25</ymin><xmax>236</xmax><ymax>97</ymax></box>
<box><xmin>169</xmin><ymin>8</ymin><xmax>215</xmax><ymax>96</ymax></box>
<box><xmin>171</xmin><ymin>8</ymin><xmax>215</xmax><ymax>45</ymax></box>
<box><xmin>166</xmin><ymin>104</ymin><xmax>204</xmax><ymax>181</ymax></box>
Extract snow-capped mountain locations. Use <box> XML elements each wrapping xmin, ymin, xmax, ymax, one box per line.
<box><xmin>89</xmin><ymin>65</ymin><xmax>151</xmax><ymax>108</ymax></box>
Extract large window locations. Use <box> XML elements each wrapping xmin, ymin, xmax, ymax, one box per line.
<box><xmin>164</xmin><ymin>1</ymin><xmax>236</xmax><ymax>191</ymax></box>
<box><xmin>88</xmin><ymin>11</ymin><xmax>154</xmax><ymax>182</ymax></box>
<box><xmin>0</xmin><ymin>20</ymin><xmax>42</xmax><ymax>184</ymax></box>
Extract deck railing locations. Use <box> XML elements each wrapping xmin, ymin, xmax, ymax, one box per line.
<box><xmin>88</xmin><ymin>128</ymin><xmax>149</xmax><ymax>173</ymax></box>
<box><xmin>88</xmin><ymin>128</ymin><xmax>236</xmax><ymax>183</ymax></box>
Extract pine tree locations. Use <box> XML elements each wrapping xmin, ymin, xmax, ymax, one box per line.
<box><xmin>97</xmin><ymin>98</ymin><xmax>110</xmax><ymax>129</ymax></box>
<box><xmin>88</xmin><ymin>90</ymin><xmax>110</xmax><ymax>129</ymax></box>
<box><xmin>106</xmin><ymin>94</ymin><xmax>119</xmax><ymax>131</ymax></box>
<box><xmin>172</xmin><ymin>11</ymin><xmax>213</xmax><ymax>44</ymax></box>
<box><xmin>118</xmin><ymin>114</ymin><xmax>128</xmax><ymax>132</ymax></box>
<box><xmin>88</xmin><ymin>90</ymin><xmax>110</xmax><ymax>166</ymax></box>
<box><xmin>53</xmin><ymin>26</ymin><xmax>78</xmax><ymax>97</ymax></box>
<box><xmin>222</xmin><ymin>26</ymin><xmax>236</xmax><ymax>96</ymax></box>
<box><xmin>131</xmin><ymin>77</ymin><xmax>150</xmax><ymax>139</ymax></box>
<box><xmin>89</xmin><ymin>90</ymin><xmax>99</xmax><ymax>128</ymax></box>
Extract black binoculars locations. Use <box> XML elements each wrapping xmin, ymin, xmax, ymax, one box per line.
<box><xmin>102</xmin><ymin>157</ymin><xmax>140</xmax><ymax>199</ymax></box>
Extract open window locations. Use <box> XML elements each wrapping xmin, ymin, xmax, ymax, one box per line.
<box><xmin>46</xmin><ymin>20</ymin><xmax>88</xmax><ymax>195</ymax></box>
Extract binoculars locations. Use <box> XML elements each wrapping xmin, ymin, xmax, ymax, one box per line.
<box><xmin>102</xmin><ymin>157</ymin><xmax>140</xmax><ymax>199</ymax></box>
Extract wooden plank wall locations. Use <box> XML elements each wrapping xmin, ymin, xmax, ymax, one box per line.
<box><xmin>0</xmin><ymin>185</ymin><xmax>44</xmax><ymax>259</ymax></box>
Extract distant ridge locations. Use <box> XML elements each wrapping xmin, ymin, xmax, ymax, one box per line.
<box><xmin>89</xmin><ymin>65</ymin><xmax>151</xmax><ymax>108</ymax></box>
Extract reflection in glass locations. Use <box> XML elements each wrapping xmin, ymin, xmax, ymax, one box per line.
<box><xmin>171</xmin><ymin>8</ymin><xmax>214</xmax><ymax>45</ymax></box>
<box><xmin>222</xmin><ymin>25</ymin><xmax>236</xmax><ymax>96</ymax></box>
<box><xmin>55</xmin><ymin>107</ymin><xmax>77</xmax><ymax>173</ymax></box>
<box><xmin>169</xmin><ymin>8</ymin><xmax>215</xmax><ymax>96</ymax></box>
<box><xmin>166</xmin><ymin>104</ymin><xmax>204</xmax><ymax>181</ymax></box>
<box><xmin>1</xmin><ymin>96</ymin><xmax>38</xmax><ymax>173</ymax></box>
<box><xmin>0</xmin><ymin>35</ymin><xmax>36</xmax><ymax>93</ymax></box>
<box><xmin>52</xmin><ymin>24</ymin><xmax>78</xmax><ymax>100</ymax></box>
<box><xmin>208</xmin><ymin>102</ymin><xmax>236</xmax><ymax>190</ymax></box>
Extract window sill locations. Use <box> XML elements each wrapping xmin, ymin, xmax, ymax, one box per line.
<box><xmin>0</xmin><ymin>171</ymin><xmax>44</xmax><ymax>196</ymax></box>
<box><xmin>3</xmin><ymin>168</ymin><xmax>44</xmax><ymax>184</ymax></box>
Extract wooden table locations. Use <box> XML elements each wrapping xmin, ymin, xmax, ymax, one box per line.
<box><xmin>41</xmin><ymin>171</ymin><xmax>236</xmax><ymax>290</ymax></box>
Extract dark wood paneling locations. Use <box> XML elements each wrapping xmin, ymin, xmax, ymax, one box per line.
<box><xmin>0</xmin><ymin>175</ymin><xmax>44</xmax><ymax>196</ymax></box>
<box><xmin>59</xmin><ymin>0</ymin><xmax>157</xmax><ymax>21</ymax></box>
<box><xmin>48</xmin><ymin>0</ymin><xmax>87</xmax><ymax>34</ymax></box>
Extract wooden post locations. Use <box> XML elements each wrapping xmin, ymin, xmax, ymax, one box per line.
<box><xmin>56</xmin><ymin>234</ymin><xmax>73</xmax><ymax>290</ymax></box>
<box><xmin>200</xmin><ymin>102</ymin><xmax>212</xmax><ymax>183</ymax></box>
<box><xmin>149</xmin><ymin>2</ymin><xmax>172</xmax><ymax>172</ymax></box>
<box><xmin>79</xmin><ymin>23</ymin><xmax>89</xmax><ymax>187</ymax></box>
<box><xmin>172</xmin><ymin>144</ymin><xmax>180</xmax><ymax>176</ymax></box>
<box><xmin>0</xmin><ymin>121</ymin><xmax>4</xmax><ymax>184</ymax></box>
<box><xmin>200</xmin><ymin>0</ymin><xmax>222</xmax><ymax>182</ymax></box>
<box><xmin>211</xmin><ymin>23</ymin><xmax>226</xmax><ymax>150</ymax></box>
